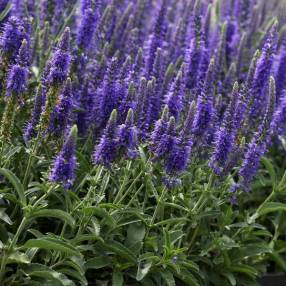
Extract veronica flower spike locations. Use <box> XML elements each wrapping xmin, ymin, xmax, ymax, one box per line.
<box><xmin>93</xmin><ymin>109</ymin><xmax>119</xmax><ymax>167</ymax></box>
<box><xmin>164</xmin><ymin>69</ymin><xmax>184</xmax><ymax>120</ymax></box>
<box><xmin>47</xmin><ymin>27</ymin><xmax>71</xmax><ymax>86</ymax></box>
<box><xmin>0</xmin><ymin>16</ymin><xmax>28</xmax><ymax>63</ymax></box>
<box><xmin>24</xmin><ymin>86</ymin><xmax>46</xmax><ymax>142</ymax></box>
<box><xmin>49</xmin><ymin>125</ymin><xmax>78</xmax><ymax>190</ymax></box>
<box><xmin>118</xmin><ymin>109</ymin><xmax>138</xmax><ymax>159</ymax></box>
<box><xmin>48</xmin><ymin>78</ymin><xmax>73</xmax><ymax>137</ymax></box>
<box><xmin>6</xmin><ymin>39</ymin><xmax>29</xmax><ymax>98</ymax></box>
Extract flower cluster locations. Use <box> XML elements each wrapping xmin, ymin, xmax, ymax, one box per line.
<box><xmin>0</xmin><ymin>0</ymin><xmax>285</xmax><ymax>191</ymax></box>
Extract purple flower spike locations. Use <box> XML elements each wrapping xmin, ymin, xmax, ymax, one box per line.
<box><xmin>50</xmin><ymin>125</ymin><xmax>78</xmax><ymax>190</ymax></box>
<box><xmin>249</xmin><ymin>21</ymin><xmax>278</xmax><ymax>119</ymax></box>
<box><xmin>99</xmin><ymin>56</ymin><xmax>120</xmax><ymax>126</ymax></box>
<box><xmin>192</xmin><ymin>58</ymin><xmax>215</xmax><ymax>138</ymax></box>
<box><xmin>239</xmin><ymin>0</ymin><xmax>253</xmax><ymax>29</ymax></box>
<box><xmin>6</xmin><ymin>40</ymin><xmax>29</xmax><ymax>97</ymax></box>
<box><xmin>271</xmin><ymin>91</ymin><xmax>286</xmax><ymax>135</ymax></box>
<box><xmin>24</xmin><ymin>86</ymin><xmax>46</xmax><ymax>142</ymax></box>
<box><xmin>6</xmin><ymin>66</ymin><xmax>28</xmax><ymax>97</ymax></box>
<box><xmin>164</xmin><ymin>69</ymin><xmax>184</xmax><ymax>120</ymax></box>
<box><xmin>246</xmin><ymin>50</ymin><xmax>261</xmax><ymax>90</ymax></box>
<box><xmin>135</xmin><ymin>77</ymin><xmax>147</xmax><ymax>123</ymax></box>
<box><xmin>148</xmin><ymin>48</ymin><xmax>164</xmax><ymax>124</ymax></box>
<box><xmin>77</xmin><ymin>84</ymin><xmax>95</xmax><ymax>137</ymax></box>
<box><xmin>93</xmin><ymin>109</ymin><xmax>119</xmax><ymax>167</ymax></box>
<box><xmin>204</xmin><ymin>4</ymin><xmax>212</xmax><ymax>47</ymax></box>
<box><xmin>185</xmin><ymin>0</ymin><xmax>203</xmax><ymax>91</ymax></box>
<box><xmin>239</xmin><ymin>135</ymin><xmax>267</xmax><ymax>187</ymax></box>
<box><xmin>151</xmin><ymin>105</ymin><xmax>169</xmax><ymax>146</ymax></box>
<box><xmin>117</xmin><ymin>56</ymin><xmax>132</xmax><ymax>103</ymax></box>
<box><xmin>209</xmin><ymin>83</ymin><xmax>240</xmax><ymax>175</ymax></box>
<box><xmin>165</xmin><ymin>140</ymin><xmax>192</xmax><ymax>174</ymax></box>
<box><xmin>133</xmin><ymin>48</ymin><xmax>144</xmax><ymax>82</ymax></box>
<box><xmin>118</xmin><ymin>109</ymin><xmax>138</xmax><ymax>159</ymax></box>
<box><xmin>77</xmin><ymin>6</ymin><xmax>99</xmax><ymax>50</ymax></box>
<box><xmin>0</xmin><ymin>16</ymin><xmax>28</xmax><ymax>62</ymax></box>
<box><xmin>51</xmin><ymin>0</ymin><xmax>66</xmax><ymax>34</ymax></box>
<box><xmin>146</xmin><ymin>0</ymin><xmax>167</xmax><ymax>75</ymax></box>
<box><xmin>48</xmin><ymin>78</ymin><xmax>73</xmax><ymax>137</ymax></box>
<box><xmin>276</xmin><ymin>35</ymin><xmax>286</xmax><ymax>98</ymax></box>
<box><xmin>11</xmin><ymin>0</ymin><xmax>25</xmax><ymax>18</ymax></box>
<box><xmin>16</xmin><ymin>38</ymin><xmax>30</xmax><ymax>67</ymax></box>
<box><xmin>47</xmin><ymin>28</ymin><xmax>71</xmax><ymax>86</ymax></box>
<box><xmin>155</xmin><ymin>116</ymin><xmax>178</xmax><ymax>158</ymax></box>
<box><xmin>180</xmin><ymin>101</ymin><xmax>196</xmax><ymax>141</ymax></box>
<box><xmin>80</xmin><ymin>0</ymin><xmax>96</xmax><ymax>14</ymax></box>
<box><xmin>233</xmin><ymin>77</ymin><xmax>276</xmax><ymax>191</ymax></box>
<box><xmin>119</xmin><ymin>81</ymin><xmax>137</xmax><ymax>121</ymax></box>
<box><xmin>139</xmin><ymin>78</ymin><xmax>156</xmax><ymax>133</ymax></box>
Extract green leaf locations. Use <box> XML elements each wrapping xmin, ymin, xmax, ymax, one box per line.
<box><xmin>233</xmin><ymin>243</ymin><xmax>272</xmax><ymax>261</ymax></box>
<box><xmin>154</xmin><ymin>217</ymin><xmax>190</xmax><ymax>226</ymax></box>
<box><xmin>0</xmin><ymin>223</ymin><xmax>8</xmax><ymax>244</ymax></box>
<box><xmin>101</xmin><ymin>240</ymin><xmax>136</xmax><ymax>263</ymax></box>
<box><xmin>22</xmin><ymin>237</ymin><xmax>80</xmax><ymax>257</ymax></box>
<box><xmin>0</xmin><ymin>209</ymin><xmax>12</xmax><ymax>225</ymax></box>
<box><xmin>66</xmin><ymin>256</ymin><xmax>86</xmax><ymax>275</ymax></box>
<box><xmin>7</xmin><ymin>252</ymin><xmax>30</xmax><ymax>264</ymax></box>
<box><xmin>85</xmin><ymin>256</ymin><xmax>111</xmax><ymax>269</ymax></box>
<box><xmin>228</xmin><ymin>265</ymin><xmax>258</xmax><ymax>279</ymax></box>
<box><xmin>257</xmin><ymin>202</ymin><xmax>286</xmax><ymax>216</ymax></box>
<box><xmin>261</xmin><ymin>157</ymin><xmax>276</xmax><ymax>186</ymax></box>
<box><xmin>0</xmin><ymin>3</ymin><xmax>11</xmax><ymax>21</ymax></box>
<box><xmin>126</xmin><ymin>222</ymin><xmax>145</xmax><ymax>247</ymax></box>
<box><xmin>160</xmin><ymin>270</ymin><xmax>176</xmax><ymax>286</ymax></box>
<box><xmin>222</xmin><ymin>272</ymin><xmax>236</xmax><ymax>286</ymax></box>
<box><xmin>176</xmin><ymin>270</ymin><xmax>200</xmax><ymax>286</ymax></box>
<box><xmin>136</xmin><ymin>262</ymin><xmax>152</xmax><ymax>281</ymax></box>
<box><xmin>141</xmin><ymin>277</ymin><xmax>157</xmax><ymax>286</ymax></box>
<box><xmin>112</xmin><ymin>272</ymin><xmax>124</xmax><ymax>286</ymax></box>
<box><xmin>181</xmin><ymin>261</ymin><xmax>200</xmax><ymax>273</ymax></box>
<box><xmin>22</xmin><ymin>263</ymin><xmax>75</xmax><ymax>286</ymax></box>
<box><xmin>138</xmin><ymin>146</ymin><xmax>147</xmax><ymax>163</ymax></box>
<box><xmin>84</xmin><ymin>206</ymin><xmax>115</xmax><ymax>226</ymax></box>
<box><xmin>270</xmin><ymin>252</ymin><xmax>286</xmax><ymax>272</ymax></box>
<box><xmin>58</xmin><ymin>268</ymin><xmax>88</xmax><ymax>286</ymax></box>
<box><xmin>163</xmin><ymin>228</ymin><xmax>171</xmax><ymax>250</ymax></box>
<box><xmin>3</xmin><ymin>146</ymin><xmax>22</xmax><ymax>162</ymax></box>
<box><xmin>30</xmin><ymin>209</ymin><xmax>75</xmax><ymax>227</ymax></box>
<box><xmin>0</xmin><ymin>168</ymin><xmax>26</xmax><ymax>206</ymax></box>
<box><xmin>72</xmin><ymin>234</ymin><xmax>103</xmax><ymax>244</ymax></box>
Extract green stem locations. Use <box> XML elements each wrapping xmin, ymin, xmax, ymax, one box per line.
<box><xmin>145</xmin><ymin>187</ymin><xmax>167</xmax><ymax>238</ymax></box>
<box><xmin>9</xmin><ymin>217</ymin><xmax>28</xmax><ymax>250</ymax></box>
<box><xmin>248</xmin><ymin>166</ymin><xmax>286</xmax><ymax>224</ymax></box>
<box><xmin>73</xmin><ymin>166</ymin><xmax>103</xmax><ymax>237</ymax></box>
<box><xmin>113</xmin><ymin>161</ymin><xmax>132</xmax><ymax>204</ymax></box>
<box><xmin>0</xmin><ymin>253</ymin><xmax>7</xmax><ymax>283</ymax></box>
<box><xmin>249</xmin><ymin>189</ymin><xmax>276</xmax><ymax>224</ymax></box>
<box><xmin>278</xmin><ymin>168</ymin><xmax>286</xmax><ymax>191</ymax></box>
<box><xmin>0</xmin><ymin>216</ymin><xmax>28</xmax><ymax>283</ymax></box>
<box><xmin>115</xmin><ymin>170</ymin><xmax>144</xmax><ymax>205</ymax></box>
<box><xmin>73</xmin><ymin>166</ymin><xmax>102</xmax><ymax>213</ymax></box>
<box><xmin>0</xmin><ymin>170</ymin><xmax>54</xmax><ymax>282</ymax></box>
<box><xmin>33</xmin><ymin>186</ymin><xmax>53</xmax><ymax>209</ymax></box>
<box><xmin>23</xmin><ymin>136</ymin><xmax>40</xmax><ymax>188</ymax></box>
<box><xmin>192</xmin><ymin>173</ymin><xmax>214</xmax><ymax>213</ymax></box>
<box><xmin>188</xmin><ymin>223</ymin><xmax>200</xmax><ymax>251</ymax></box>
<box><xmin>187</xmin><ymin>173</ymin><xmax>215</xmax><ymax>250</ymax></box>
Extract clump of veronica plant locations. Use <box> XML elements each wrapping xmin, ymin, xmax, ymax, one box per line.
<box><xmin>0</xmin><ymin>1</ymin><xmax>286</xmax><ymax>285</ymax></box>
